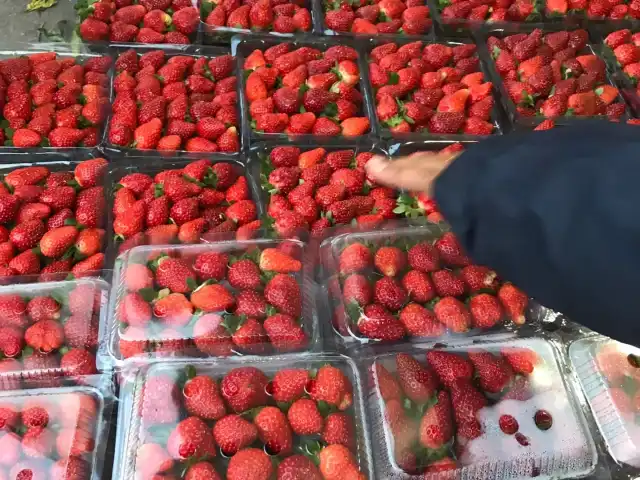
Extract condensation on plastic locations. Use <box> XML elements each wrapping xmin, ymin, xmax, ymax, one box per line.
<box><xmin>0</xmin><ymin>277</ymin><xmax>109</xmax><ymax>389</ymax></box>
<box><xmin>112</xmin><ymin>356</ymin><xmax>374</xmax><ymax>480</ymax></box>
<box><xmin>0</xmin><ymin>42</ymin><xmax>115</xmax><ymax>153</ymax></box>
<box><xmin>72</xmin><ymin>0</ymin><xmax>202</xmax><ymax>46</ymax></box>
<box><xmin>0</xmin><ymin>152</ymin><xmax>110</xmax><ymax>281</ymax></box>
<box><xmin>231</xmin><ymin>33</ymin><xmax>379</xmax><ymax>146</ymax></box>
<box><xmin>360</xmin><ymin>36</ymin><xmax>510</xmax><ymax>141</ymax></box>
<box><xmin>475</xmin><ymin>25</ymin><xmax>632</xmax><ymax>128</ymax></box>
<box><xmin>200</xmin><ymin>0</ymin><xmax>320</xmax><ymax>44</ymax></box>
<box><xmin>569</xmin><ymin>335</ymin><xmax>640</xmax><ymax>468</ymax></box>
<box><xmin>0</xmin><ymin>375</ymin><xmax>115</xmax><ymax>480</ymax></box>
<box><xmin>364</xmin><ymin>336</ymin><xmax>598</xmax><ymax>479</ymax></box>
<box><xmin>318</xmin><ymin>222</ymin><xmax>563</xmax><ymax>351</ymax></box>
<box><xmin>103</xmin><ymin>154</ymin><xmax>266</xmax><ymax>271</ymax></box>
<box><xmin>103</xmin><ymin>43</ymin><xmax>242</xmax><ymax>157</ymax></box>
<box><xmin>100</xmin><ymin>238</ymin><xmax>321</xmax><ymax>369</ymax></box>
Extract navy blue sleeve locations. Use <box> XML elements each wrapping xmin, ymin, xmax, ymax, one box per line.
<box><xmin>434</xmin><ymin>121</ymin><xmax>640</xmax><ymax>344</ymax></box>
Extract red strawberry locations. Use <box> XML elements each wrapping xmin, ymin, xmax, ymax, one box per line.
<box><xmin>309</xmin><ymin>365</ymin><xmax>353</xmax><ymax>410</ymax></box>
<box><xmin>264</xmin><ymin>273</ymin><xmax>301</xmax><ymax>317</ymax></box>
<box><xmin>227</xmin><ymin>449</ymin><xmax>273</xmax><ymax>480</ymax></box>
<box><xmin>277</xmin><ymin>455</ymin><xmax>322</xmax><ymax>480</ymax></box>
<box><xmin>183</xmin><ymin>375</ymin><xmax>227</xmax><ymax>420</ymax></box>
<box><xmin>221</xmin><ymin>367</ymin><xmax>269</xmax><ymax>413</ymax></box>
<box><xmin>39</xmin><ymin>226</ymin><xmax>78</xmax><ymax>258</ymax></box>
<box><xmin>167</xmin><ymin>416</ymin><xmax>216</xmax><ymax>460</ymax></box>
<box><xmin>288</xmin><ymin>398</ymin><xmax>323</xmax><ymax>435</ymax></box>
<box><xmin>450</xmin><ymin>378</ymin><xmax>487</xmax><ymax>428</ymax></box>
<box><xmin>469</xmin><ymin>293</ymin><xmax>503</xmax><ymax>328</ymax></box>
<box><xmin>396</xmin><ymin>353</ymin><xmax>438</xmax><ymax>403</ymax></box>
<box><xmin>374</xmin><ymin>276</ymin><xmax>407</xmax><ymax>311</ymax></box>
<box><xmin>253</xmin><ymin>406</ymin><xmax>293</xmax><ymax>455</ymax></box>
<box><xmin>213</xmin><ymin>415</ymin><xmax>258</xmax><ymax>456</ymax></box>
<box><xmin>419</xmin><ymin>390</ymin><xmax>453</xmax><ymax>448</ymax></box>
<box><xmin>433</xmin><ymin>297</ymin><xmax>471</xmax><ymax>332</ymax></box>
<box><xmin>156</xmin><ymin>257</ymin><xmax>196</xmax><ymax>293</ymax></box>
<box><xmin>264</xmin><ymin>313</ymin><xmax>308</xmax><ymax>352</ymax></box>
<box><xmin>497</xmin><ymin>283</ymin><xmax>528</xmax><ymax>325</ymax></box>
<box><xmin>468</xmin><ymin>350</ymin><xmax>514</xmax><ymax>393</ymax></box>
<box><xmin>501</xmin><ymin>347</ymin><xmax>539</xmax><ymax>375</ymax></box>
<box><xmin>398</xmin><ymin>303</ymin><xmax>445</xmax><ymax>337</ymax></box>
<box><xmin>339</xmin><ymin>242</ymin><xmax>372</xmax><ymax>274</ymax></box>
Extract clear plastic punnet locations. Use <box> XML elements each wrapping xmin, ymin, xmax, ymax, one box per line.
<box><xmin>319</xmin><ymin>222</ymin><xmax>558</xmax><ymax>348</ymax></box>
<box><xmin>101</xmin><ymin>238</ymin><xmax>320</xmax><ymax>368</ymax></box>
<box><xmin>0</xmin><ymin>154</ymin><xmax>109</xmax><ymax>281</ymax></box>
<box><xmin>0</xmin><ymin>277</ymin><xmax>109</xmax><ymax>389</ymax></box>
<box><xmin>112</xmin><ymin>356</ymin><xmax>373</xmax><ymax>479</ymax></box>
<box><xmin>0</xmin><ymin>377</ymin><xmax>114</xmax><ymax>480</ymax></box>
<box><xmin>0</xmin><ymin>43</ymin><xmax>114</xmax><ymax>151</ymax></box>
<box><xmin>569</xmin><ymin>336</ymin><xmax>640</xmax><ymax>467</ymax></box>
<box><xmin>365</xmin><ymin>337</ymin><xmax>597</xmax><ymax>479</ymax></box>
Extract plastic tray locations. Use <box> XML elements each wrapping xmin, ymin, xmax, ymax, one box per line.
<box><xmin>0</xmin><ymin>380</ymin><xmax>113</xmax><ymax>480</ymax></box>
<box><xmin>361</xmin><ymin>37</ymin><xmax>510</xmax><ymax>142</ymax></box>
<box><xmin>318</xmin><ymin>223</ymin><xmax>561</xmax><ymax>350</ymax></box>
<box><xmin>112</xmin><ymin>356</ymin><xmax>374</xmax><ymax>479</ymax></box>
<box><xmin>312</xmin><ymin>0</ymin><xmax>435</xmax><ymax>40</ymax></box>
<box><xmin>365</xmin><ymin>337</ymin><xmax>597</xmax><ymax>479</ymax></box>
<box><xmin>73</xmin><ymin>0</ymin><xmax>202</xmax><ymax>45</ymax></box>
<box><xmin>0</xmin><ymin>277</ymin><xmax>109</xmax><ymax>388</ymax></box>
<box><xmin>103</xmin><ymin>44</ymin><xmax>241</xmax><ymax>157</ymax></box>
<box><xmin>476</xmin><ymin>25</ymin><xmax>632</xmax><ymax>127</ymax></box>
<box><xmin>201</xmin><ymin>0</ymin><xmax>319</xmax><ymax>44</ymax></box>
<box><xmin>101</xmin><ymin>238</ymin><xmax>320</xmax><ymax>368</ymax></box>
<box><xmin>0</xmin><ymin>153</ymin><xmax>110</xmax><ymax>281</ymax></box>
<box><xmin>232</xmin><ymin>34</ymin><xmax>378</xmax><ymax>146</ymax></box>
<box><xmin>569</xmin><ymin>336</ymin><xmax>640</xmax><ymax>467</ymax></box>
<box><xmin>0</xmin><ymin>42</ymin><xmax>115</xmax><ymax>152</ymax></box>
<box><xmin>104</xmin><ymin>155</ymin><xmax>265</xmax><ymax>269</ymax></box>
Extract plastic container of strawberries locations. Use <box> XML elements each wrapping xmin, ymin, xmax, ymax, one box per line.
<box><xmin>73</xmin><ymin>0</ymin><xmax>202</xmax><ymax>45</ymax></box>
<box><xmin>569</xmin><ymin>336</ymin><xmax>640</xmax><ymax>468</ymax></box>
<box><xmin>112</xmin><ymin>356</ymin><xmax>374</xmax><ymax>480</ymax></box>
<box><xmin>476</xmin><ymin>25</ymin><xmax>633</xmax><ymax>128</ymax></box>
<box><xmin>363</xmin><ymin>336</ymin><xmax>597</xmax><ymax>478</ymax></box>
<box><xmin>100</xmin><ymin>238</ymin><xmax>321</xmax><ymax>368</ymax></box>
<box><xmin>231</xmin><ymin>33</ymin><xmax>379</xmax><ymax>145</ymax></box>
<box><xmin>318</xmin><ymin>222</ymin><xmax>562</xmax><ymax>351</ymax></box>
<box><xmin>104</xmin><ymin>155</ymin><xmax>265</xmax><ymax>269</ymax></box>
<box><xmin>590</xmin><ymin>22</ymin><xmax>640</xmax><ymax>117</ymax></box>
<box><xmin>0</xmin><ymin>277</ymin><xmax>109</xmax><ymax>389</ymax></box>
<box><xmin>0</xmin><ymin>378</ymin><xmax>114</xmax><ymax>480</ymax></box>
<box><xmin>427</xmin><ymin>0</ymin><xmax>545</xmax><ymax>37</ymax></box>
<box><xmin>361</xmin><ymin>36</ymin><xmax>510</xmax><ymax>142</ymax></box>
<box><xmin>0</xmin><ymin>152</ymin><xmax>110</xmax><ymax>281</ymax></box>
<box><xmin>200</xmin><ymin>0</ymin><xmax>319</xmax><ymax>45</ymax></box>
<box><xmin>103</xmin><ymin>43</ymin><xmax>242</xmax><ymax>157</ymax></box>
<box><xmin>0</xmin><ymin>42</ymin><xmax>115</xmax><ymax>152</ymax></box>
<box><xmin>312</xmin><ymin>0</ymin><xmax>436</xmax><ymax>40</ymax></box>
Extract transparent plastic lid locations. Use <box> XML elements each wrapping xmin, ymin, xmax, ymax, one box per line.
<box><xmin>0</xmin><ymin>383</ymin><xmax>109</xmax><ymax>480</ymax></box>
<box><xmin>103</xmin><ymin>239</ymin><xmax>319</xmax><ymax>367</ymax></box>
<box><xmin>0</xmin><ymin>157</ymin><xmax>109</xmax><ymax>281</ymax></box>
<box><xmin>569</xmin><ymin>336</ymin><xmax>640</xmax><ymax>467</ymax></box>
<box><xmin>366</xmin><ymin>337</ymin><xmax>597</xmax><ymax>479</ymax></box>
<box><xmin>0</xmin><ymin>278</ymin><xmax>108</xmax><ymax>388</ymax></box>
<box><xmin>113</xmin><ymin>356</ymin><xmax>373</xmax><ymax>479</ymax></box>
<box><xmin>319</xmin><ymin>224</ymin><xmax>551</xmax><ymax>346</ymax></box>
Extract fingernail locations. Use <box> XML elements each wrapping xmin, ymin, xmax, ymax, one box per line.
<box><xmin>366</xmin><ymin>156</ymin><xmax>389</xmax><ymax>175</ymax></box>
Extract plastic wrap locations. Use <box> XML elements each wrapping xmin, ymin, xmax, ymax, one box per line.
<box><xmin>364</xmin><ymin>337</ymin><xmax>597</xmax><ymax>478</ymax></box>
<box><xmin>113</xmin><ymin>357</ymin><xmax>373</xmax><ymax>479</ymax></box>
<box><xmin>100</xmin><ymin>238</ymin><xmax>320</xmax><ymax>368</ymax></box>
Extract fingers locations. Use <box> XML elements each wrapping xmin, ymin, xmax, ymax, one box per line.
<box><xmin>366</xmin><ymin>153</ymin><xmax>449</xmax><ymax>193</ymax></box>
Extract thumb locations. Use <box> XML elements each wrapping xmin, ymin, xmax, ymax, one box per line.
<box><xmin>366</xmin><ymin>154</ymin><xmax>436</xmax><ymax>192</ymax></box>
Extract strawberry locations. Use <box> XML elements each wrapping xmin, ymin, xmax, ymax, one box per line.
<box><xmin>497</xmin><ymin>283</ymin><xmax>528</xmax><ymax>325</ymax></box>
<box><xmin>213</xmin><ymin>415</ymin><xmax>258</xmax><ymax>456</ymax></box>
<box><xmin>287</xmin><ymin>398</ymin><xmax>323</xmax><ymax>436</ymax></box>
<box><xmin>156</xmin><ymin>257</ymin><xmax>196</xmax><ymax>293</ymax></box>
<box><xmin>226</xmin><ymin>449</ymin><xmax>273</xmax><ymax>480</ymax></box>
<box><xmin>450</xmin><ymin>378</ymin><xmax>487</xmax><ymax>427</ymax></box>
<box><xmin>39</xmin><ymin>226</ymin><xmax>78</xmax><ymax>258</ymax></box>
<box><xmin>374</xmin><ymin>276</ymin><xmax>407</xmax><ymax>311</ymax></box>
<box><xmin>221</xmin><ymin>367</ymin><xmax>269</xmax><ymax>413</ymax></box>
<box><xmin>398</xmin><ymin>302</ymin><xmax>445</xmax><ymax>337</ymax></box>
<box><xmin>309</xmin><ymin>365</ymin><xmax>353</xmax><ymax>410</ymax></box>
<box><xmin>277</xmin><ymin>455</ymin><xmax>323</xmax><ymax>480</ymax></box>
<box><xmin>433</xmin><ymin>296</ymin><xmax>471</xmax><ymax>332</ymax></box>
<box><xmin>183</xmin><ymin>375</ymin><xmax>227</xmax><ymax>420</ymax></box>
<box><xmin>191</xmin><ymin>284</ymin><xmax>235</xmax><ymax>312</ymax></box>
<box><xmin>501</xmin><ymin>347</ymin><xmax>539</xmax><ymax>374</ymax></box>
<box><xmin>167</xmin><ymin>416</ymin><xmax>216</xmax><ymax>460</ymax></box>
<box><xmin>264</xmin><ymin>313</ymin><xmax>308</xmax><ymax>351</ymax></box>
<box><xmin>264</xmin><ymin>274</ymin><xmax>301</xmax><ymax>317</ymax></box>
<box><xmin>259</xmin><ymin>248</ymin><xmax>301</xmax><ymax>273</ymax></box>
<box><xmin>318</xmin><ymin>444</ymin><xmax>364</xmax><ymax>480</ymax></box>
<box><xmin>468</xmin><ymin>350</ymin><xmax>514</xmax><ymax>393</ymax></box>
<box><xmin>269</xmin><ymin>369</ymin><xmax>310</xmax><ymax>403</ymax></box>
<box><xmin>435</xmin><ymin>232</ymin><xmax>470</xmax><ymax>266</ymax></box>
<box><xmin>469</xmin><ymin>293</ymin><xmax>503</xmax><ymax>328</ymax></box>
<box><xmin>339</xmin><ymin>243</ymin><xmax>372</xmax><ymax>274</ymax></box>
<box><xmin>419</xmin><ymin>390</ymin><xmax>453</xmax><ymax>449</ymax></box>
<box><xmin>395</xmin><ymin>353</ymin><xmax>438</xmax><ymax>403</ymax></box>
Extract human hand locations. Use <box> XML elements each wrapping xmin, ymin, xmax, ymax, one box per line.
<box><xmin>365</xmin><ymin>149</ymin><xmax>462</xmax><ymax>196</ymax></box>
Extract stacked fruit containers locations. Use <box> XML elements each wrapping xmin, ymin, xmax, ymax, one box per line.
<box><xmin>0</xmin><ymin>0</ymin><xmax>634</xmax><ymax>477</ymax></box>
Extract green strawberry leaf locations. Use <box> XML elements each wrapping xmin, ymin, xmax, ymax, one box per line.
<box><xmin>138</xmin><ymin>288</ymin><xmax>158</xmax><ymax>303</ymax></box>
<box><xmin>185</xmin><ymin>365</ymin><xmax>197</xmax><ymax>379</ymax></box>
<box><xmin>345</xmin><ymin>301</ymin><xmax>362</xmax><ymax>324</ymax></box>
<box><xmin>186</xmin><ymin>277</ymin><xmax>199</xmax><ymax>291</ymax></box>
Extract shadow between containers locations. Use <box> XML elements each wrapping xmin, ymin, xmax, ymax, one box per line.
<box><xmin>474</xmin><ymin>25</ymin><xmax>633</xmax><ymax>129</ymax></box>
<box><xmin>231</xmin><ymin>33</ymin><xmax>379</xmax><ymax>148</ymax></box>
<box><xmin>101</xmin><ymin>42</ymin><xmax>244</xmax><ymax>159</ymax></box>
<box><xmin>357</xmin><ymin>35</ymin><xmax>511</xmax><ymax>143</ymax></box>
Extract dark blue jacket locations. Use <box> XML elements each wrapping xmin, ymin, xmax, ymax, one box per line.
<box><xmin>434</xmin><ymin>122</ymin><xmax>640</xmax><ymax>344</ymax></box>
